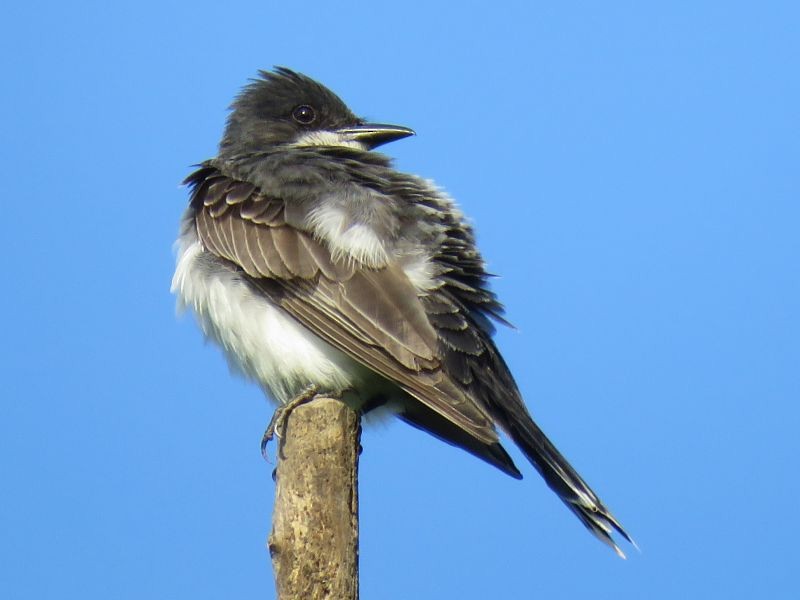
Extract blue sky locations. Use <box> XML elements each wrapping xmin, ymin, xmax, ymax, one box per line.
<box><xmin>2</xmin><ymin>1</ymin><xmax>798</xmax><ymax>598</ymax></box>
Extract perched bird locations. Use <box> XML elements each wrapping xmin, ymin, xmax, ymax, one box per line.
<box><xmin>172</xmin><ymin>67</ymin><xmax>632</xmax><ymax>556</ymax></box>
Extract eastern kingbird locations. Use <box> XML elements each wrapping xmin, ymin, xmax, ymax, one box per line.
<box><xmin>172</xmin><ymin>67</ymin><xmax>632</xmax><ymax>556</ymax></box>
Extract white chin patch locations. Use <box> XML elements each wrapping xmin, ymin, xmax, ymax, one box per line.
<box><xmin>292</xmin><ymin>130</ymin><xmax>367</xmax><ymax>150</ymax></box>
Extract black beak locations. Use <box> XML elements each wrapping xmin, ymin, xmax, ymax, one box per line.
<box><xmin>336</xmin><ymin>123</ymin><xmax>415</xmax><ymax>149</ymax></box>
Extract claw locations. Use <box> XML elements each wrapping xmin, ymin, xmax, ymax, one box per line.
<box><xmin>260</xmin><ymin>384</ymin><xmax>319</xmax><ymax>462</ymax></box>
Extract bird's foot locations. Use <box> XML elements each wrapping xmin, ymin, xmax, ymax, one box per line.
<box><xmin>261</xmin><ymin>384</ymin><xmax>319</xmax><ymax>462</ymax></box>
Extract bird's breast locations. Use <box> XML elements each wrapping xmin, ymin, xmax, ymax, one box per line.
<box><xmin>171</xmin><ymin>225</ymin><xmax>362</xmax><ymax>404</ymax></box>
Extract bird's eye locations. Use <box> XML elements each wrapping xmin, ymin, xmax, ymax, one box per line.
<box><xmin>291</xmin><ymin>105</ymin><xmax>316</xmax><ymax>125</ymax></box>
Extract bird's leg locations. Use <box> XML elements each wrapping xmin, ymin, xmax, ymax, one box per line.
<box><xmin>261</xmin><ymin>384</ymin><xmax>319</xmax><ymax>461</ymax></box>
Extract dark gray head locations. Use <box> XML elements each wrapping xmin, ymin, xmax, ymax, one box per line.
<box><xmin>219</xmin><ymin>67</ymin><xmax>413</xmax><ymax>157</ymax></box>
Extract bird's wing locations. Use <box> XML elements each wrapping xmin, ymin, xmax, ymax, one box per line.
<box><xmin>186</xmin><ymin>165</ymin><xmax>634</xmax><ymax>550</ymax></box>
<box><xmin>186</xmin><ymin>166</ymin><xmax>501</xmax><ymax>447</ymax></box>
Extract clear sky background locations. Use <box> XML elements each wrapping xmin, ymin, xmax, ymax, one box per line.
<box><xmin>2</xmin><ymin>2</ymin><xmax>798</xmax><ymax>599</ymax></box>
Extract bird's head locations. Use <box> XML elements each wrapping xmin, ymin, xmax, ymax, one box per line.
<box><xmin>219</xmin><ymin>67</ymin><xmax>414</xmax><ymax>157</ymax></box>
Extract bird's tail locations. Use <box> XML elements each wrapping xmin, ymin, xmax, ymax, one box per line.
<box><xmin>505</xmin><ymin>417</ymin><xmax>635</xmax><ymax>557</ymax></box>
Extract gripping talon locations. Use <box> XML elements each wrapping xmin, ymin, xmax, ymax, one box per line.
<box><xmin>260</xmin><ymin>384</ymin><xmax>319</xmax><ymax>462</ymax></box>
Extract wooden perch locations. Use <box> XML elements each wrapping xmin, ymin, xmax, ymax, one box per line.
<box><xmin>268</xmin><ymin>396</ymin><xmax>361</xmax><ymax>600</ymax></box>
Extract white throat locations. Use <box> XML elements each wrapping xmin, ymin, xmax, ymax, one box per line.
<box><xmin>291</xmin><ymin>130</ymin><xmax>367</xmax><ymax>150</ymax></box>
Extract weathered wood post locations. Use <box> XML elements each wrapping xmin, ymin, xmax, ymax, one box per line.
<box><xmin>268</xmin><ymin>397</ymin><xmax>361</xmax><ymax>599</ymax></box>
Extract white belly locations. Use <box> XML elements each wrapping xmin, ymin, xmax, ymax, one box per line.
<box><xmin>171</xmin><ymin>228</ymin><xmax>361</xmax><ymax>404</ymax></box>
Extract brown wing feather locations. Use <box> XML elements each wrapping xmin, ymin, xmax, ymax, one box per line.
<box><xmin>275</xmin><ymin>279</ymin><xmax>499</xmax><ymax>443</ymax></box>
<box><xmin>188</xmin><ymin>167</ymin><xmax>499</xmax><ymax>445</ymax></box>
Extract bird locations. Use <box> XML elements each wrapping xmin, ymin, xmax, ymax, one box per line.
<box><xmin>171</xmin><ymin>67</ymin><xmax>633</xmax><ymax>557</ymax></box>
